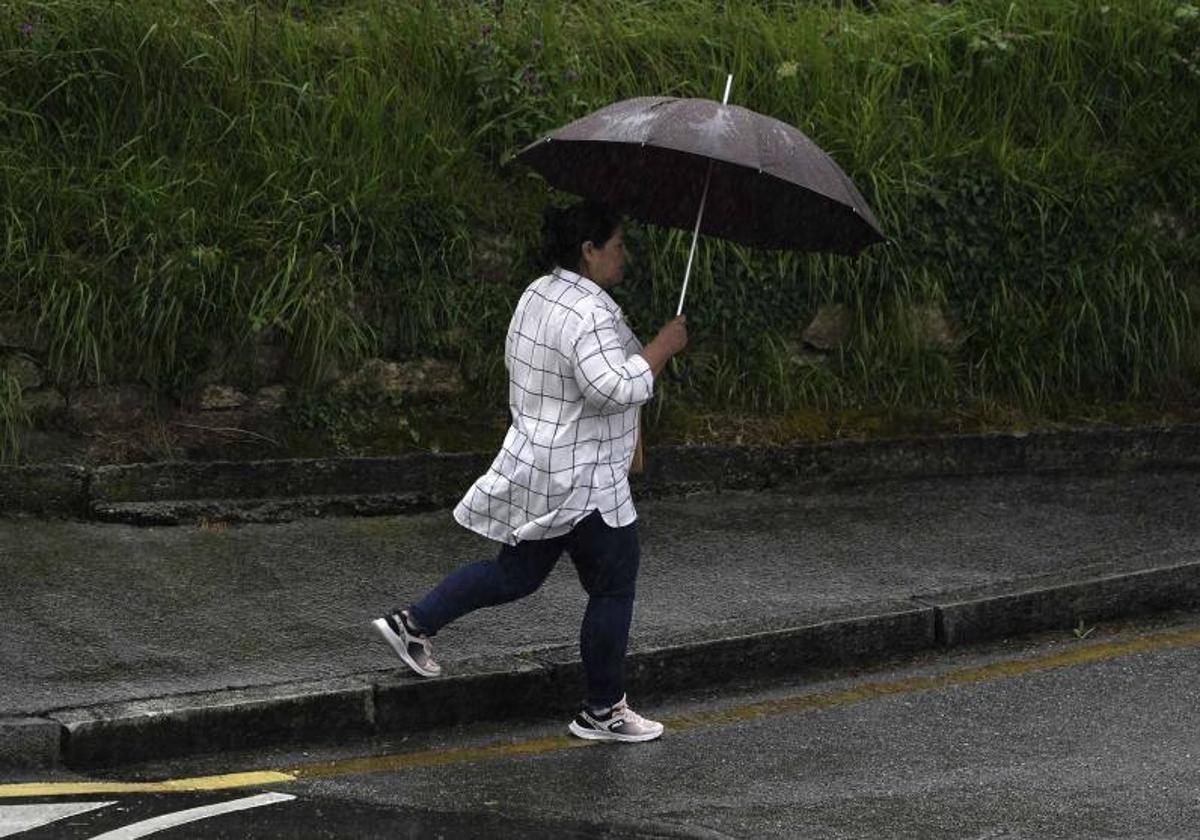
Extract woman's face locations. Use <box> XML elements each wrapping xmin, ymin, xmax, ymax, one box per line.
<box><xmin>579</xmin><ymin>226</ymin><xmax>627</xmax><ymax>288</ymax></box>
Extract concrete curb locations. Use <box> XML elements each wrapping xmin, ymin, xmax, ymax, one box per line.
<box><xmin>89</xmin><ymin>493</ymin><xmax>458</xmax><ymax>526</ymax></box>
<box><xmin>919</xmin><ymin>558</ymin><xmax>1200</xmax><ymax>646</ymax></box>
<box><xmin>52</xmin><ymin>677</ymin><xmax>377</xmax><ymax>770</ymax></box>
<box><xmin>10</xmin><ymin>559</ymin><xmax>1199</xmax><ymax>770</ymax></box>
<box><xmin>88</xmin><ymin>454</ymin><xmax>492</xmax><ymax>525</ymax></box>
<box><xmin>2</xmin><ymin>424</ymin><xmax>1199</xmax><ymax>524</ymax></box>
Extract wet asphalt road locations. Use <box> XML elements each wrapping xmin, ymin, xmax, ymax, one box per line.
<box><xmin>6</xmin><ymin>612</ymin><xmax>1200</xmax><ymax>839</ymax></box>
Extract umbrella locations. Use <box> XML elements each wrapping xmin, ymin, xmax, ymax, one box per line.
<box><xmin>514</xmin><ymin>75</ymin><xmax>887</xmax><ymax>314</ymax></box>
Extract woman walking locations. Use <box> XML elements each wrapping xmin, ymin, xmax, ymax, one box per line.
<box><xmin>373</xmin><ymin>201</ymin><xmax>687</xmax><ymax>742</ymax></box>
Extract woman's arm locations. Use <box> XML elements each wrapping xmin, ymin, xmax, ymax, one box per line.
<box><xmin>569</xmin><ymin>309</ymin><xmax>656</xmax><ymax>413</ymax></box>
<box><xmin>636</xmin><ymin>315</ymin><xmax>689</xmax><ymax>378</ymax></box>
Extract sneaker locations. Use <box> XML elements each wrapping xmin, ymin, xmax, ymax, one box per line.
<box><xmin>372</xmin><ymin>610</ymin><xmax>442</xmax><ymax>678</ymax></box>
<box><xmin>567</xmin><ymin>695</ymin><xmax>664</xmax><ymax>743</ymax></box>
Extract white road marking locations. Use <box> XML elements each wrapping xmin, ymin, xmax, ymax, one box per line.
<box><xmin>85</xmin><ymin>793</ymin><xmax>295</xmax><ymax>839</ymax></box>
<box><xmin>0</xmin><ymin>802</ymin><xmax>114</xmax><ymax>837</ymax></box>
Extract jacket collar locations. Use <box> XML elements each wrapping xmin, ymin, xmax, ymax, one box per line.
<box><xmin>551</xmin><ymin>266</ymin><xmax>612</xmax><ymax>305</ymax></box>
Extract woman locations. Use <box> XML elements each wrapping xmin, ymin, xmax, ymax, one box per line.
<box><xmin>373</xmin><ymin>201</ymin><xmax>688</xmax><ymax>743</ymax></box>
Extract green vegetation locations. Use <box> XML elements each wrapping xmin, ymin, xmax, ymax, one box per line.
<box><xmin>0</xmin><ymin>370</ymin><xmax>26</xmax><ymax>458</ymax></box>
<box><xmin>1</xmin><ymin>0</ymin><xmax>1198</xmax><ymax>462</ymax></box>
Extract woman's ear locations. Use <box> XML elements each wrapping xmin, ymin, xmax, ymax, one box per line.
<box><xmin>578</xmin><ymin>240</ymin><xmax>595</xmax><ymax>272</ymax></box>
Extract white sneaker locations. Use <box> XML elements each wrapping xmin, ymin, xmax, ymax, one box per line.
<box><xmin>372</xmin><ymin>609</ymin><xmax>442</xmax><ymax>678</ymax></box>
<box><xmin>567</xmin><ymin>695</ymin><xmax>664</xmax><ymax>743</ymax></box>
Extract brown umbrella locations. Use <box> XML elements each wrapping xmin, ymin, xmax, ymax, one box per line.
<box><xmin>515</xmin><ymin>76</ymin><xmax>887</xmax><ymax>314</ymax></box>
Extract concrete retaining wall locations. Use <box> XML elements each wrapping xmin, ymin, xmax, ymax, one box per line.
<box><xmin>1</xmin><ymin>426</ymin><xmax>1198</xmax><ymax>523</ymax></box>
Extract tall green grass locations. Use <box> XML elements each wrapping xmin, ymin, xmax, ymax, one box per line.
<box><xmin>0</xmin><ymin>370</ymin><xmax>25</xmax><ymax>462</ymax></box>
<box><xmin>1</xmin><ymin>0</ymin><xmax>1197</xmax><ymax>452</ymax></box>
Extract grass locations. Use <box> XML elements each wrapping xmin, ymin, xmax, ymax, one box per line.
<box><xmin>0</xmin><ymin>0</ymin><xmax>1197</xmax><ymax>461</ymax></box>
<box><xmin>0</xmin><ymin>371</ymin><xmax>26</xmax><ymax>462</ymax></box>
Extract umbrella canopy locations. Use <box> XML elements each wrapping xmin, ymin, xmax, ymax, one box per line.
<box><xmin>514</xmin><ymin>95</ymin><xmax>886</xmax><ymax>256</ymax></box>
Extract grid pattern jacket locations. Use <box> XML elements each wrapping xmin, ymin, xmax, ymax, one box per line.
<box><xmin>453</xmin><ymin>267</ymin><xmax>654</xmax><ymax>545</ymax></box>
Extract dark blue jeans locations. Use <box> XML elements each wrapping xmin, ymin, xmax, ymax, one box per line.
<box><xmin>408</xmin><ymin>510</ymin><xmax>640</xmax><ymax>710</ymax></box>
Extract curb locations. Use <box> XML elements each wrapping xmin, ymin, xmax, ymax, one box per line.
<box><xmin>2</xmin><ymin>425</ymin><xmax>1199</xmax><ymax>524</ymax></box>
<box><xmin>919</xmin><ymin>558</ymin><xmax>1200</xmax><ymax>646</ymax></box>
<box><xmin>53</xmin><ymin>677</ymin><xmax>377</xmax><ymax>770</ymax></box>
<box><xmin>7</xmin><ymin>559</ymin><xmax>1199</xmax><ymax>771</ymax></box>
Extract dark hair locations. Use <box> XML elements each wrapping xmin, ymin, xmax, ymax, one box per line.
<box><xmin>540</xmin><ymin>201</ymin><xmax>621</xmax><ymax>271</ymax></box>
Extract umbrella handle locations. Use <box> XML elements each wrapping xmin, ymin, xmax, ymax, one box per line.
<box><xmin>676</xmin><ymin>74</ymin><xmax>734</xmax><ymax>318</ymax></box>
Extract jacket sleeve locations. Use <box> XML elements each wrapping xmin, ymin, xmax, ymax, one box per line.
<box><xmin>567</xmin><ymin>308</ymin><xmax>654</xmax><ymax>414</ymax></box>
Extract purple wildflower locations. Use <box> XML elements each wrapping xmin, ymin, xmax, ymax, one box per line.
<box><xmin>531</xmin><ymin>37</ymin><xmax>543</xmax><ymax>50</ymax></box>
<box><xmin>18</xmin><ymin>22</ymin><xmax>34</xmax><ymax>37</ymax></box>
<box><xmin>480</xmin><ymin>23</ymin><xmax>493</xmax><ymax>37</ymax></box>
<box><xmin>522</xmin><ymin>67</ymin><xmax>537</xmax><ymax>84</ymax></box>
<box><xmin>564</xmin><ymin>68</ymin><xmax>580</xmax><ymax>82</ymax></box>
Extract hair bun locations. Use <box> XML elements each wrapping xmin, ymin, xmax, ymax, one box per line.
<box><xmin>538</xmin><ymin>201</ymin><xmax>620</xmax><ymax>271</ymax></box>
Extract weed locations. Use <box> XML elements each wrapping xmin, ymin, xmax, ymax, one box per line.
<box><xmin>285</xmin><ymin>379</ymin><xmax>418</xmax><ymax>456</ymax></box>
<box><xmin>0</xmin><ymin>371</ymin><xmax>26</xmax><ymax>464</ymax></box>
<box><xmin>0</xmin><ymin>0</ymin><xmax>1195</xmax><ymax>449</ymax></box>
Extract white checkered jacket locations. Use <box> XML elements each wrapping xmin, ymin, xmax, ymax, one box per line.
<box><xmin>453</xmin><ymin>267</ymin><xmax>654</xmax><ymax>545</ymax></box>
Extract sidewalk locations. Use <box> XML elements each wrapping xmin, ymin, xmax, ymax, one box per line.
<box><xmin>3</xmin><ymin>467</ymin><xmax>1200</xmax><ymax>770</ymax></box>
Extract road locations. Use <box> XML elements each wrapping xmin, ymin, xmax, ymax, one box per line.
<box><xmin>4</xmin><ymin>611</ymin><xmax>1199</xmax><ymax>838</ymax></box>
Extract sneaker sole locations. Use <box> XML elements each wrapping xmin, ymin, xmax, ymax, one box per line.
<box><xmin>371</xmin><ymin>617</ymin><xmax>441</xmax><ymax>678</ymax></box>
<box><xmin>568</xmin><ymin>720</ymin><xmax>663</xmax><ymax>743</ymax></box>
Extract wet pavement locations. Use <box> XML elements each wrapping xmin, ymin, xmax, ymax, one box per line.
<box><xmin>1</xmin><ymin>792</ymin><xmax>631</xmax><ymax>839</ymax></box>
<box><xmin>2</xmin><ymin>470</ymin><xmax>1199</xmax><ymax>715</ymax></box>
<box><xmin>297</xmin><ymin>617</ymin><xmax>1200</xmax><ymax>839</ymax></box>
<box><xmin>6</xmin><ymin>612</ymin><xmax>1200</xmax><ymax>838</ymax></box>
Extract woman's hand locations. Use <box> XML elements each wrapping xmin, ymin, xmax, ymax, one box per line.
<box><xmin>639</xmin><ymin>315</ymin><xmax>688</xmax><ymax>377</ymax></box>
<box><xmin>656</xmin><ymin>315</ymin><xmax>689</xmax><ymax>354</ymax></box>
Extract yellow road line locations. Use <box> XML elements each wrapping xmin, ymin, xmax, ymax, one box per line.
<box><xmin>6</xmin><ymin>624</ymin><xmax>1200</xmax><ymax>797</ymax></box>
<box><xmin>0</xmin><ymin>771</ymin><xmax>295</xmax><ymax>798</ymax></box>
<box><xmin>290</xmin><ymin>735</ymin><xmax>592</xmax><ymax>781</ymax></box>
<box><xmin>658</xmin><ymin>625</ymin><xmax>1200</xmax><ymax>731</ymax></box>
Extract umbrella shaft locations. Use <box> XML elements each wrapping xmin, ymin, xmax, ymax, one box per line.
<box><xmin>676</xmin><ymin>74</ymin><xmax>733</xmax><ymax>318</ymax></box>
<box><xmin>676</xmin><ymin>164</ymin><xmax>713</xmax><ymax>317</ymax></box>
